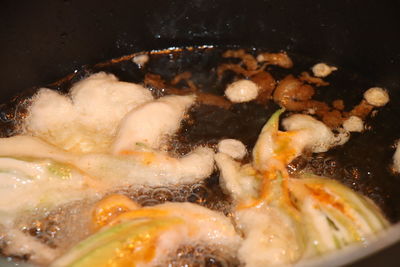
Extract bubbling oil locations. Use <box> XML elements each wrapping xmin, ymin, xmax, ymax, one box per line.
<box><xmin>9</xmin><ymin>178</ymin><xmax>234</xmax><ymax>265</ymax></box>
<box><xmin>1</xmin><ymin>46</ymin><xmax>400</xmax><ymax>266</ymax></box>
<box><xmin>113</xmin><ymin>176</ymin><xmax>233</xmax><ymax>216</ymax></box>
<box><xmin>164</xmin><ymin>245</ymin><xmax>240</xmax><ymax>267</ymax></box>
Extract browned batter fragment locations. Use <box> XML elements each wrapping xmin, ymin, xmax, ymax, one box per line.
<box><xmin>217</xmin><ymin>64</ymin><xmax>265</xmax><ymax>80</ymax></box>
<box><xmin>145</xmin><ymin>49</ymin><xmax>373</xmax><ymax>130</ymax></box>
<box><xmin>256</xmin><ymin>52</ymin><xmax>294</xmax><ymax>68</ymax></box>
<box><xmin>222</xmin><ymin>49</ymin><xmax>259</xmax><ymax>71</ymax></box>
<box><xmin>218</xmin><ymin>49</ymin><xmax>269</xmax><ymax>79</ymax></box>
<box><xmin>299</xmin><ymin>71</ymin><xmax>330</xmax><ymax>87</ymax></box>
<box><xmin>320</xmin><ymin>110</ymin><xmax>345</xmax><ymax>129</ymax></box>
<box><xmin>272</xmin><ymin>75</ymin><xmax>346</xmax><ymax>128</ymax></box>
<box><xmin>144</xmin><ymin>73</ymin><xmax>231</xmax><ymax>109</ymax></box>
<box><xmin>196</xmin><ymin>93</ymin><xmax>232</xmax><ymax>109</ymax></box>
<box><xmin>170</xmin><ymin>71</ymin><xmax>198</xmax><ymax>91</ymax></box>
<box><xmin>144</xmin><ymin>73</ymin><xmax>168</xmax><ymax>91</ymax></box>
<box><xmin>348</xmin><ymin>100</ymin><xmax>375</xmax><ymax>119</ymax></box>
<box><xmin>332</xmin><ymin>100</ymin><xmax>345</xmax><ymax>111</ymax></box>
<box><xmin>250</xmin><ymin>71</ymin><xmax>276</xmax><ymax>104</ymax></box>
<box><xmin>273</xmin><ymin>75</ymin><xmax>316</xmax><ymax>111</ymax></box>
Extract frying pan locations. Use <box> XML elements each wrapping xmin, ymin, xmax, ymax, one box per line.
<box><xmin>1</xmin><ymin>0</ymin><xmax>400</xmax><ymax>266</ymax></box>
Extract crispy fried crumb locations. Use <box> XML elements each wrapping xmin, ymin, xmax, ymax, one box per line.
<box><xmin>222</xmin><ymin>49</ymin><xmax>258</xmax><ymax>71</ymax></box>
<box><xmin>217</xmin><ymin>64</ymin><xmax>265</xmax><ymax>80</ymax></box>
<box><xmin>332</xmin><ymin>100</ymin><xmax>345</xmax><ymax>111</ymax></box>
<box><xmin>349</xmin><ymin>100</ymin><xmax>375</xmax><ymax>119</ymax></box>
<box><xmin>256</xmin><ymin>52</ymin><xmax>293</xmax><ymax>68</ymax></box>
<box><xmin>311</xmin><ymin>63</ymin><xmax>337</xmax><ymax>77</ymax></box>
<box><xmin>250</xmin><ymin>71</ymin><xmax>276</xmax><ymax>104</ymax></box>
<box><xmin>299</xmin><ymin>72</ymin><xmax>329</xmax><ymax>87</ymax></box>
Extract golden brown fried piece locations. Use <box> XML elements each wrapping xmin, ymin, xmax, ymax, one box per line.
<box><xmin>349</xmin><ymin>100</ymin><xmax>375</xmax><ymax>119</ymax></box>
<box><xmin>251</xmin><ymin>71</ymin><xmax>276</xmax><ymax>104</ymax></box>
<box><xmin>218</xmin><ymin>49</ymin><xmax>268</xmax><ymax>79</ymax></box>
<box><xmin>299</xmin><ymin>71</ymin><xmax>330</xmax><ymax>87</ymax></box>
<box><xmin>272</xmin><ymin>75</ymin><xmax>346</xmax><ymax>128</ymax></box>
<box><xmin>170</xmin><ymin>71</ymin><xmax>198</xmax><ymax>91</ymax></box>
<box><xmin>196</xmin><ymin>93</ymin><xmax>232</xmax><ymax>109</ymax></box>
<box><xmin>332</xmin><ymin>100</ymin><xmax>345</xmax><ymax>111</ymax></box>
<box><xmin>320</xmin><ymin>109</ymin><xmax>345</xmax><ymax>129</ymax></box>
<box><xmin>217</xmin><ymin>64</ymin><xmax>265</xmax><ymax>80</ymax></box>
<box><xmin>273</xmin><ymin>75</ymin><xmax>316</xmax><ymax>111</ymax></box>
<box><xmin>256</xmin><ymin>52</ymin><xmax>293</xmax><ymax>68</ymax></box>
<box><xmin>222</xmin><ymin>49</ymin><xmax>259</xmax><ymax>71</ymax></box>
<box><xmin>145</xmin><ymin>72</ymin><xmax>231</xmax><ymax>109</ymax></box>
<box><xmin>146</xmin><ymin>50</ymin><xmax>376</xmax><ymax>129</ymax></box>
<box><xmin>144</xmin><ymin>73</ymin><xmax>168</xmax><ymax>90</ymax></box>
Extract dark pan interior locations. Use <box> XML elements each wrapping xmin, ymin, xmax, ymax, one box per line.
<box><xmin>1</xmin><ymin>0</ymin><xmax>400</xmax><ymax>266</ymax></box>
